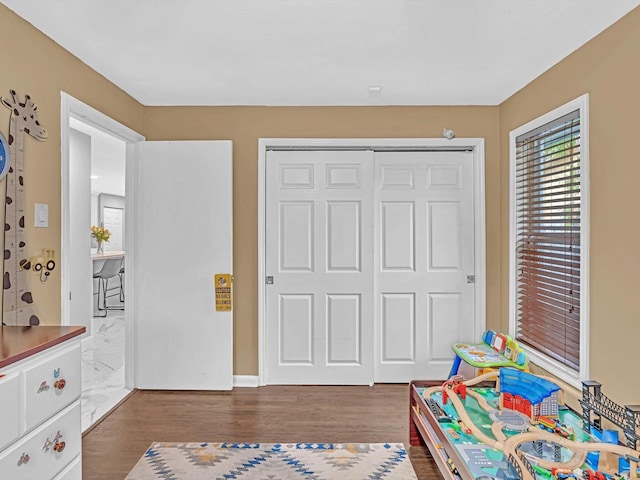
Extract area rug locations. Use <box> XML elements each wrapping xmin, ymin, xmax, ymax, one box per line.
<box><xmin>125</xmin><ymin>442</ymin><xmax>418</xmax><ymax>479</ymax></box>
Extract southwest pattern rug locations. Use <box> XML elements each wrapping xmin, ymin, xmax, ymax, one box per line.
<box><xmin>125</xmin><ymin>442</ymin><xmax>418</xmax><ymax>479</ymax></box>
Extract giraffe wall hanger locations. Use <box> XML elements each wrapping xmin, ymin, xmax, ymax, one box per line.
<box><xmin>1</xmin><ymin>90</ymin><xmax>48</xmax><ymax>326</ymax></box>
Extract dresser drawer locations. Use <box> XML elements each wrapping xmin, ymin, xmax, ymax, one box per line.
<box><xmin>53</xmin><ymin>456</ymin><xmax>81</xmax><ymax>480</ymax></box>
<box><xmin>0</xmin><ymin>372</ymin><xmax>21</xmax><ymax>451</ymax></box>
<box><xmin>24</xmin><ymin>344</ymin><xmax>81</xmax><ymax>431</ymax></box>
<box><xmin>0</xmin><ymin>402</ymin><xmax>80</xmax><ymax>480</ymax></box>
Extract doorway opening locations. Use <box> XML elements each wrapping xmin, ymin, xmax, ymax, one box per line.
<box><xmin>70</xmin><ymin>118</ymin><xmax>128</xmax><ymax>430</ymax></box>
<box><xmin>61</xmin><ymin>92</ymin><xmax>144</xmax><ymax>431</ymax></box>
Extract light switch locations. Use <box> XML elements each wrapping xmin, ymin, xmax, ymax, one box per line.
<box><xmin>35</xmin><ymin>203</ymin><xmax>48</xmax><ymax>228</ymax></box>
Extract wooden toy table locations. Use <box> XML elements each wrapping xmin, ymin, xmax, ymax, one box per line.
<box><xmin>409</xmin><ymin>379</ymin><xmax>640</xmax><ymax>480</ymax></box>
<box><xmin>409</xmin><ymin>379</ymin><xmax>474</xmax><ymax>479</ymax></box>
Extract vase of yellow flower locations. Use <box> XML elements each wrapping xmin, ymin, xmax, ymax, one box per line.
<box><xmin>91</xmin><ymin>224</ymin><xmax>111</xmax><ymax>255</ymax></box>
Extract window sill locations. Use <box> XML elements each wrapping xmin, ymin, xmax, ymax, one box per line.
<box><xmin>522</xmin><ymin>346</ymin><xmax>583</xmax><ymax>391</ymax></box>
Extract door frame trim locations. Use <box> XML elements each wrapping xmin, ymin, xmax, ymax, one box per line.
<box><xmin>257</xmin><ymin>138</ymin><xmax>486</xmax><ymax>386</ymax></box>
<box><xmin>60</xmin><ymin>92</ymin><xmax>145</xmax><ymax>389</ymax></box>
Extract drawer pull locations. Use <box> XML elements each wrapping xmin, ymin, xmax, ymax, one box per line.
<box><xmin>43</xmin><ymin>431</ymin><xmax>64</xmax><ymax>453</ymax></box>
<box><xmin>37</xmin><ymin>380</ymin><xmax>50</xmax><ymax>393</ymax></box>
<box><xmin>43</xmin><ymin>437</ymin><xmax>53</xmax><ymax>452</ymax></box>
<box><xmin>17</xmin><ymin>452</ymin><xmax>30</xmax><ymax>466</ymax></box>
<box><xmin>54</xmin><ymin>378</ymin><xmax>66</xmax><ymax>390</ymax></box>
<box><xmin>53</xmin><ymin>431</ymin><xmax>65</xmax><ymax>453</ymax></box>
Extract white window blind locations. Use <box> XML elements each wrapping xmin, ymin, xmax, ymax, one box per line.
<box><xmin>514</xmin><ymin>110</ymin><xmax>581</xmax><ymax>371</ymax></box>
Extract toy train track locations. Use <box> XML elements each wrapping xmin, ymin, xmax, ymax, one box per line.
<box><xmin>418</xmin><ymin>370</ymin><xmax>640</xmax><ymax>480</ymax></box>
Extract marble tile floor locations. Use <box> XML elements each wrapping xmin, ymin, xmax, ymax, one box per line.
<box><xmin>81</xmin><ymin>312</ymin><xmax>131</xmax><ymax>432</ymax></box>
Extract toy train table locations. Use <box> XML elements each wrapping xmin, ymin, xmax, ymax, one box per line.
<box><xmin>409</xmin><ymin>370</ymin><xmax>640</xmax><ymax>480</ymax></box>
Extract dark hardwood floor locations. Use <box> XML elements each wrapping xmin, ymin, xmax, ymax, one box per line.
<box><xmin>82</xmin><ymin>384</ymin><xmax>443</xmax><ymax>479</ymax></box>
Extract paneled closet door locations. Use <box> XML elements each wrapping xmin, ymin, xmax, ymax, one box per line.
<box><xmin>374</xmin><ymin>151</ymin><xmax>476</xmax><ymax>382</ymax></box>
<box><xmin>265</xmin><ymin>150</ymin><xmax>374</xmax><ymax>385</ymax></box>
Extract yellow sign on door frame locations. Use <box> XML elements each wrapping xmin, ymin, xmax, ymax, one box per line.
<box><xmin>215</xmin><ymin>274</ymin><xmax>232</xmax><ymax>312</ymax></box>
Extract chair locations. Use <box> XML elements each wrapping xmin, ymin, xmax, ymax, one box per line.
<box><xmin>93</xmin><ymin>257</ymin><xmax>125</xmax><ymax>317</ymax></box>
<box><xmin>119</xmin><ymin>260</ymin><xmax>125</xmax><ymax>302</ymax></box>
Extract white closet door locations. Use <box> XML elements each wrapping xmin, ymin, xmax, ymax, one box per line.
<box><xmin>374</xmin><ymin>151</ymin><xmax>476</xmax><ymax>382</ymax></box>
<box><xmin>265</xmin><ymin>150</ymin><xmax>374</xmax><ymax>384</ymax></box>
<box><xmin>136</xmin><ymin>141</ymin><xmax>233</xmax><ymax>390</ymax></box>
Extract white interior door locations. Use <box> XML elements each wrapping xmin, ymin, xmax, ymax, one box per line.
<box><xmin>265</xmin><ymin>150</ymin><xmax>374</xmax><ymax>384</ymax></box>
<box><xmin>102</xmin><ymin>207</ymin><xmax>123</xmax><ymax>251</ymax></box>
<box><xmin>374</xmin><ymin>151</ymin><xmax>476</xmax><ymax>381</ymax></box>
<box><xmin>136</xmin><ymin>140</ymin><xmax>233</xmax><ymax>390</ymax></box>
<box><xmin>68</xmin><ymin>129</ymin><xmax>93</xmax><ymax>336</ymax></box>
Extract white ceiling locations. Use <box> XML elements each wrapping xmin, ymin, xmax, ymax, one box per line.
<box><xmin>2</xmin><ymin>0</ymin><xmax>640</xmax><ymax>106</ymax></box>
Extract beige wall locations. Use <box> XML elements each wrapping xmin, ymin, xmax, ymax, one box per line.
<box><xmin>499</xmin><ymin>7</ymin><xmax>640</xmax><ymax>404</ymax></box>
<box><xmin>0</xmin><ymin>5</ymin><xmax>144</xmax><ymax>325</ymax></box>
<box><xmin>144</xmin><ymin>106</ymin><xmax>501</xmax><ymax>374</ymax></box>
<box><xmin>4</xmin><ymin>0</ymin><xmax>638</xmax><ymax>404</ymax></box>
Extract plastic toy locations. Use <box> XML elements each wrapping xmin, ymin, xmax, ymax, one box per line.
<box><xmin>410</xmin><ymin>370</ymin><xmax>640</xmax><ymax>480</ymax></box>
<box><xmin>449</xmin><ymin>329</ymin><xmax>529</xmax><ymax>378</ymax></box>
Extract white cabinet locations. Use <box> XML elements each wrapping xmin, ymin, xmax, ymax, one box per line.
<box><xmin>0</xmin><ymin>336</ymin><xmax>82</xmax><ymax>480</ymax></box>
<box><xmin>54</xmin><ymin>457</ymin><xmax>82</xmax><ymax>480</ymax></box>
<box><xmin>0</xmin><ymin>372</ymin><xmax>21</xmax><ymax>450</ymax></box>
<box><xmin>0</xmin><ymin>404</ymin><xmax>81</xmax><ymax>480</ymax></box>
<box><xmin>23</xmin><ymin>343</ymin><xmax>81</xmax><ymax>431</ymax></box>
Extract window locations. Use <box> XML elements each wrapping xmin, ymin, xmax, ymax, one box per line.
<box><xmin>509</xmin><ymin>95</ymin><xmax>589</xmax><ymax>387</ymax></box>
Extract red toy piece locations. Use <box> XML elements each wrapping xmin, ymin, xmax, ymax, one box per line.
<box><xmin>585</xmin><ymin>470</ymin><xmax>605</xmax><ymax>480</ymax></box>
<box><xmin>442</xmin><ymin>375</ymin><xmax>466</xmax><ymax>404</ymax></box>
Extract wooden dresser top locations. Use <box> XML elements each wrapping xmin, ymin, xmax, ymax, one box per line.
<box><xmin>0</xmin><ymin>326</ymin><xmax>86</xmax><ymax>369</ymax></box>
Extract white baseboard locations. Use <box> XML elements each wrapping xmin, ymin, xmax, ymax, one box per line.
<box><xmin>233</xmin><ymin>375</ymin><xmax>259</xmax><ymax>388</ymax></box>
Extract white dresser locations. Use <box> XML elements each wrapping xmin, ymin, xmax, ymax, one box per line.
<box><xmin>0</xmin><ymin>326</ymin><xmax>85</xmax><ymax>480</ymax></box>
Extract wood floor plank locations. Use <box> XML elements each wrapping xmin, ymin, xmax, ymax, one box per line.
<box><xmin>82</xmin><ymin>385</ymin><xmax>443</xmax><ymax>479</ymax></box>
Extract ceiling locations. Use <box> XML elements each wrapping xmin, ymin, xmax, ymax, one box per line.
<box><xmin>2</xmin><ymin>0</ymin><xmax>640</xmax><ymax>106</ymax></box>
